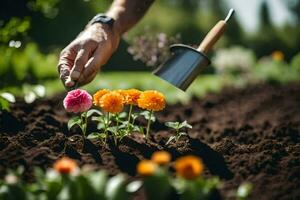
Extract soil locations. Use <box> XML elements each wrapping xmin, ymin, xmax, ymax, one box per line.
<box><xmin>1</xmin><ymin>83</ymin><xmax>300</xmax><ymax>200</ymax></box>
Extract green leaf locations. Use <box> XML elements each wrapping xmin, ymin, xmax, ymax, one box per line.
<box><xmin>67</xmin><ymin>116</ymin><xmax>81</xmax><ymax>130</ymax></box>
<box><xmin>165</xmin><ymin>121</ymin><xmax>180</xmax><ymax>129</ymax></box>
<box><xmin>131</xmin><ymin>113</ymin><xmax>139</xmax><ymax>120</ymax></box>
<box><xmin>0</xmin><ymin>97</ymin><xmax>10</xmax><ymax>112</ymax></box>
<box><xmin>105</xmin><ymin>174</ymin><xmax>129</xmax><ymax>200</ymax></box>
<box><xmin>97</xmin><ymin>123</ymin><xmax>106</xmax><ymax>130</ymax></box>
<box><xmin>87</xmin><ymin>132</ymin><xmax>107</xmax><ymax>140</ymax></box>
<box><xmin>236</xmin><ymin>182</ymin><xmax>252</xmax><ymax>200</ymax></box>
<box><xmin>118</xmin><ymin>112</ymin><xmax>127</xmax><ymax>119</ymax></box>
<box><xmin>0</xmin><ymin>92</ymin><xmax>15</xmax><ymax>103</ymax></box>
<box><xmin>88</xmin><ymin>171</ymin><xmax>107</xmax><ymax>196</ymax></box>
<box><xmin>140</xmin><ymin>111</ymin><xmax>155</xmax><ymax>122</ymax></box>
<box><xmin>126</xmin><ymin>181</ymin><xmax>142</xmax><ymax>193</ymax></box>
<box><xmin>179</xmin><ymin>121</ymin><xmax>192</xmax><ymax>129</ymax></box>
<box><xmin>143</xmin><ymin>173</ymin><xmax>171</xmax><ymax>200</ymax></box>
<box><xmin>92</xmin><ymin>116</ymin><xmax>104</xmax><ymax>122</ymax></box>
<box><xmin>87</xmin><ymin>132</ymin><xmax>101</xmax><ymax>140</ymax></box>
<box><xmin>107</xmin><ymin>126</ymin><xmax>118</xmax><ymax>134</ymax></box>
<box><xmin>87</xmin><ymin>109</ymin><xmax>102</xmax><ymax>118</ymax></box>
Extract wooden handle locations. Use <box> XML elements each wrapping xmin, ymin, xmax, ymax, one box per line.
<box><xmin>197</xmin><ymin>20</ymin><xmax>227</xmax><ymax>54</ymax></box>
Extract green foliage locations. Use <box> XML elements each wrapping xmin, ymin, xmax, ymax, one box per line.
<box><xmin>0</xmin><ymin>18</ymin><xmax>30</xmax><ymax>44</ymax></box>
<box><xmin>140</xmin><ymin>111</ymin><xmax>156</xmax><ymax>122</ymax></box>
<box><xmin>68</xmin><ymin>110</ymin><xmax>102</xmax><ymax>137</ymax></box>
<box><xmin>291</xmin><ymin>52</ymin><xmax>300</xmax><ymax>73</ymax></box>
<box><xmin>253</xmin><ymin>58</ymin><xmax>300</xmax><ymax>84</ymax></box>
<box><xmin>0</xmin><ymin>97</ymin><xmax>10</xmax><ymax>112</ymax></box>
<box><xmin>27</xmin><ymin>0</ymin><xmax>61</xmax><ymax>18</ymax></box>
<box><xmin>0</xmin><ymin>167</ymin><xmax>133</xmax><ymax>200</ymax></box>
<box><xmin>143</xmin><ymin>170</ymin><xmax>171</xmax><ymax>200</ymax></box>
<box><xmin>140</xmin><ymin>156</ymin><xmax>221</xmax><ymax>200</ymax></box>
<box><xmin>236</xmin><ymin>182</ymin><xmax>253</xmax><ymax>200</ymax></box>
<box><xmin>0</xmin><ymin>43</ymin><xmax>58</xmax><ymax>87</ymax></box>
<box><xmin>173</xmin><ymin>177</ymin><xmax>220</xmax><ymax>200</ymax></box>
<box><xmin>165</xmin><ymin>121</ymin><xmax>192</xmax><ymax>145</ymax></box>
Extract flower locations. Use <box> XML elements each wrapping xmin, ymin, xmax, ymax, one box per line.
<box><xmin>100</xmin><ymin>91</ymin><xmax>124</xmax><ymax>113</ymax></box>
<box><xmin>122</xmin><ymin>89</ymin><xmax>142</xmax><ymax>105</ymax></box>
<box><xmin>175</xmin><ymin>155</ymin><xmax>204</xmax><ymax>179</ymax></box>
<box><xmin>271</xmin><ymin>51</ymin><xmax>284</xmax><ymax>62</ymax></box>
<box><xmin>53</xmin><ymin>157</ymin><xmax>78</xmax><ymax>174</ymax></box>
<box><xmin>63</xmin><ymin>89</ymin><xmax>92</xmax><ymax>113</ymax></box>
<box><xmin>93</xmin><ymin>89</ymin><xmax>110</xmax><ymax>107</ymax></box>
<box><xmin>151</xmin><ymin>151</ymin><xmax>171</xmax><ymax>165</ymax></box>
<box><xmin>137</xmin><ymin>160</ymin><xmax>157</xmax><ymax>176</ymax></box>
<box><xmin>137</xmin><ymin>90</ymin><xmax>165</xmax><ymax>111</ymax></box>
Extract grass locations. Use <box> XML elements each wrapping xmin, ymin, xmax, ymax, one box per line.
<box><xmin>0</xmin><ymin>72</ymin><xmax>227</xmax><ymax>104</ymax></box>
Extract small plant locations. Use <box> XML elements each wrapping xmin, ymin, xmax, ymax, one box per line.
<box><xmin>137</xmin><ymin>90</ymin><xmax>165</xmax><ymax>138</ymax></box>
<box><xmin>0</xmin><ymin>157</ymin><xmax>135</xmax><ymax>200</ymax></box>
<box><xmin>63</xmin><ymin>89</ymin><xmax>93</xmax><ymax>137</ymax></box>
<box><xmin>0</xmin><ymin>92</ymin><xmax>15</xmax><ymax>112</ymax></box>
<box><xmin>165</xmin><ymin>120</ymin><xmax>192</xmax><ymax>145</ymax></box>
<box><xmin>0</xmin><ymin>155</ymin><xmax>250</xmax><ymax>200</ymax></box>
<box><xmin>88</xmin><ymin>89</ymin><xmax>166</xmax><ymax>144</ymax></box>
<box><xmin>137</xmin><ymin>151</ymin><xmax>220</xmax><ymax>200</ymax></box>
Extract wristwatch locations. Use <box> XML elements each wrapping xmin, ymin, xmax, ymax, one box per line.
<box><xmin>89</xmin><ymin>14</ymin><xmax>115</xmax><ymax>27</ymax></box>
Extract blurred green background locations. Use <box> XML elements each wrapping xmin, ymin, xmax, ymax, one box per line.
<box><xmin>0</xmin><ymin>0</ymin><xmax>300</xmax><ymax>104</ymax></box>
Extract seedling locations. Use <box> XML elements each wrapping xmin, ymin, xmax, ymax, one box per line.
<box><xmin>68</xmin><ymin>109</ymin><xmax>101</xmax><ymax>137</ymax></box>
<box><xmin>0</xmin><ymin>92</ymin><xmax>15</xmax><ymax>112</ymax></box>
<box><xmin>165</xmin><ymin>120</ymin><xmax>192</xmax><ymax>145</ymax></box>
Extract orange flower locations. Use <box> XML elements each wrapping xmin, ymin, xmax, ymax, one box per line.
<box><xmin>271</xmin><ymin>51</ymin><xmax>284</xmax><ymax>62</ymax></box>
<box><xmin>151</xmin><ymin>151</ymin><xmax>171</xmax><ymax>165</ymax></box>
<box><xmin>137</xmin><ymin>90</ymin><xmax>165</xmax><ymax>111</ymax></box>
<box><xmin>100</xmin><ymin>91</ymin><xmax>124</xmax><ymax>113</ymax></box>
<box><xmin>53</xmin><ymin>157</ymin><xmax>78</xmax><ymax>174</ymax></box>
<box><xmin>93</xmin><ymin>89</ymin><xmax>110</xmax><ymax>106</ymax></box>
<box><xmin>175</xmin><ymin>155</ymin><xmax>203</xmax><ymax>179</ymax></box>
<box><xmin>137</xmin><ymin>160</ymin><xmax>157</xmax><ymax>176</ymax></box>
<box><xmin>122</xmin><ymin>89</ymin><xmax>142</xmax><ymax>105</ymax></box>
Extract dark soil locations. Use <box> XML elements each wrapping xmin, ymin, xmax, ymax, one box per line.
<box><xmin>1</xmin><ymin>83</ymin><xmax>300</xmax><ymax>200</ymax></box>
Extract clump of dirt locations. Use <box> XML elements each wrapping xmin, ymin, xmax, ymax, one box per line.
<box><xmin>0</xmin><ymin>83</ymin><xmax>300</xmax><ymax>199</ymax></box>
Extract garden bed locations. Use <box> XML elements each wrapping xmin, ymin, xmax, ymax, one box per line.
<box><xmin>0</xmin><ymin>83</ymin><xmax>300</xmax><ymax>199</ymax></box>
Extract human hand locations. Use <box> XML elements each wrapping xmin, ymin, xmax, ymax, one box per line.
<box><xmin>58</xmin><ymin>23</ymin><xmax>120</xmax><ymax>88</ymax></box>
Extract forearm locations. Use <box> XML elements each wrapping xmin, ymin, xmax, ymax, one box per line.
<box><xmin>106</xmin><ymin>0</ymin><xmax>154</xmax><ymax>36</ymax></box>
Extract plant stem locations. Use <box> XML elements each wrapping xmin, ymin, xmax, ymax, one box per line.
<box><xmin>145</xmin><ymin>110</ymin><xmax>153</xmax><ymax>139</ymax></box>
<box><xmin>127</xmin><ymin>105</ymin><xmax>133</xmax><ymax>130</ymax></box>
<box><xmin>81</xmin><ymin>112</ymin><xmax>87</xmax><ymax>137</ymax></box>
<box><xmin>104</xmin><ymin>112</ymin><xmax>110</xmax><ymax>144</ymax></box>
<box><xmin>116</xmin><ymin>113</ymin><xmax>119</xmax><ymax>145</ymax></box>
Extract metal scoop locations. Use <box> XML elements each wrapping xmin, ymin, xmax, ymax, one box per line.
<box><xmin>153</xmin><ymin>9</ymin><xmax>235</xmax><ymax>91</ymax></box>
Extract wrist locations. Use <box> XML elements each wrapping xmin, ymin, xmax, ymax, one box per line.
<box><xmin>86</xmin><ymin>23</ymin><xmax>120</xmax><ymax>52</ymax></box>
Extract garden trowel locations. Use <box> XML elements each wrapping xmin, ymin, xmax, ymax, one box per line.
<box><xmin>153</xmin><ymin>9</ymin><xmax>235</xmax><ymax>91</ymax></box>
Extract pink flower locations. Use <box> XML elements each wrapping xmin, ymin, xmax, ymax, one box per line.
<box><xmin>63</xmin><ymin>89</ymin><xmax>92</xmax><ymax>113</ymax></box>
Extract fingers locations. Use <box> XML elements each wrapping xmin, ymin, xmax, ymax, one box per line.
<box><xmin>70</xmin><ymin>48</ymin><xmax>90</xmax><ymax>81</ymax></box>
<box><xmin>58</xmin><ymin>47</ymin><xmax>77</xmax><ymax>87</ymax></box>
<box><xmin>58</xmin><ymin>64</ymin><xmax>70</xmax><ymax>86</ymax></box>
<box><xmin>78</xmin><ymin>44</ymin><xmax>112</xmax><ymax>85</ymax></box>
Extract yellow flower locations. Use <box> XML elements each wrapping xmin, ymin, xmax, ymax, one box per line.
<box><xmin>271</xmin><ymin>51</ymin><xmax>284</xmax><ymax>62</ymax></box>
<box><xmin>53</xmin><ymin>157</ymin><xmax>78</xmax><ymax>174</ymax></box>
<box><xmin>151</xmin><ymin>151</ymin><xmax>171</xmax><ymax>165</ymax></box>
<box><xmin>100</xmin><ymin>91</ymin><xmax>124</xmax><ymax>113</ymax></box>
<box><xmin>137</xmin><ymin>90</ymin><xmax>165</xmax><ymax>111</ymax></box>
<box><xmin>175</xmin><ymin>156</ymin><xmax>204</xmax><ymax>179</ymax></box>
<box><xmin>137</xmin><ymin>160</ymin><xmax>157</xmax><ymax>176</ymax></box>
<box><xmin>122</xmin><ymin>89</ymin><xmax>142</xmax><ymax>105</ymax></box>
<box><xmin>93</xmin><ymin>89</ymin><xmax>110</xmax><ymax>106</ymax></box>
